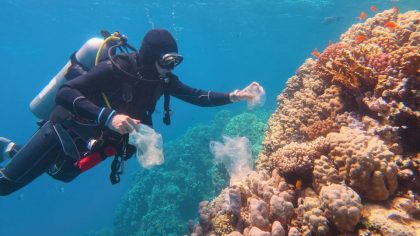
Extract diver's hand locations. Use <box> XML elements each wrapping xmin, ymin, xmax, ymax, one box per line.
<box><xmin>108</xmin><ymin>114</ymin><xmax>140</xmax><ymax>134</ymax></box>
<box><xmin>230</xmin><ymin>82</ymin><xmax>260</xmax><ymax>102</ymax></box>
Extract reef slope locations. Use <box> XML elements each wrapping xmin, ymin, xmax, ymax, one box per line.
<box><xmin>190</xmin><ymin>9</ymin><xmax>420</xmax><ymax>236</ymax></box>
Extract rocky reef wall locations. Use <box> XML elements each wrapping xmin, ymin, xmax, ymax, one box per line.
<box><xmin>190</xmin><ymin>9</ymin><xmax>420</xmax><ymax>236</ymax></box>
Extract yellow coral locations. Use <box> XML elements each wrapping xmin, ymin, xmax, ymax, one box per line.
<box><xmin>212</xmin><ymin>213</ymin><xmax>235</xmax><ymax>236</ymax></box>
<box><xmin>240</xmin><ymin>207</ymin><xmax>250</xmax><ymax>227</ymax></box>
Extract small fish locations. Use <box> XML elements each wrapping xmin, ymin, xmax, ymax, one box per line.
<box><xmin>295</xmin><ymin>179</ymin><xmax>302</xmax><ymax>190</ymax></box>
<box><xmin>390</xmin><ymin>0</ymin><xmax>400</xmax><ymax>2</ymax></box>
<box><xmin>384</xmin><ymin>21</ymin><xmax>398</xmax><ymax>29</ymax></box>
<box><xmin>370</xmin><ymin>5</ymin><xmax>378</xmax><ymax>12</ymax></box>
<box><xmin>321</xmin><ymin>16</ymin><xmax>340</xmax><ymax>24</ymax></box>
<box><xmin>358</xmin><ymin>11</ymin><xmax>367</xmax><ymax>20</ymax></box>
<box><xmin>355</xmin><ymin>34</ymin><xmax>367</xmax><ymax>43</ymax></box>
<box><xmin>311</xmin><ymin>48</ymin><xmax>321</xmax><ymax>58</ymax></box>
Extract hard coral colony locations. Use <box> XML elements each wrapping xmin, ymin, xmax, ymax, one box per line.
<box><xmin>189</xmin><ymin>9</ymin><xmax>420</xmax><ymax>236</ymax></box>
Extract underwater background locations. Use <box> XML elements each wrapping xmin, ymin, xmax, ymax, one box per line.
<box><xmin>0</xmin><ymin>0</ymin><xmax>418</xmax><ymax>236</ymax></box>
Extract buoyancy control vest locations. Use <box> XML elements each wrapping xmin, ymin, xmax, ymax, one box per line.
<box><xmin>30</xmin><ymin>31</ymin><xmax>173</xmax><ymax>125</ymax></box>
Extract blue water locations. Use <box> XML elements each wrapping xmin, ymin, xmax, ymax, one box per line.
<box><xmin>0</xmin><ymin>0</ymin><xmax>418</xmax><ymax>236</ymax></box>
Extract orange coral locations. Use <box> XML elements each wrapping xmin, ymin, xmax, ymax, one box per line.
<box><xmin>368</xmin><ymin>52</ymin><xmax>390</xmax><ymax>75</ymax></box>
<box><xmin>315</xmin><ymin>44</ymin><xmax>375</xmax><ymax>90</ymax></box>
<box><xmin>315</xmin><ymin>9</ymin><xmax>419</xmax><ymax>92</ymax></box>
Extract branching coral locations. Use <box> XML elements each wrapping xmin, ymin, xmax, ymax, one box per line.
<box><xmin>315</xmin><ymin>43</ymin><xmax>376</xmax><ymax>90</ymax></box>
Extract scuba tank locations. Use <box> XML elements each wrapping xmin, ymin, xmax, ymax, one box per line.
<box><xmin>29</xmin><ymin>31</ymin><xmax>139</xmax><ymax>184</ymax></box>
<box><xmin>30</xmin><ymin>38</ymin><xmax>105</xmax><ymax>119</ymax></box>
<box><xmin>29</xmin><ymin>30</ymin><xmax>136</xmax><ymax>119</ymax></box>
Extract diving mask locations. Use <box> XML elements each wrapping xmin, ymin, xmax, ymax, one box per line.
<box><xmin>157</xmin><ymin>53</ymin><xmax>183</xmax><ymax>69</ymax></box>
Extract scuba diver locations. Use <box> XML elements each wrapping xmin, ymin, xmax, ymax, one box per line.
<box><xmin>0</xmin><ymin>29</ymin><xmax>257</xmax><ymax>196</ymax></box>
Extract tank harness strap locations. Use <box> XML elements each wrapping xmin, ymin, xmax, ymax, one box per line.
<box><xmin>70</xmin><ymin>52</ymin><xmax>89</xmax><ymax>72</ymax></box>
<box><xmin>163</xmin><ymin>91</ymin><xmax>171</xmax><ymax>126</ymax></box>
<box><xmin>163</xmin><ymin>78</ymin><xmax>172</xmax><ymax>126</ymax></box>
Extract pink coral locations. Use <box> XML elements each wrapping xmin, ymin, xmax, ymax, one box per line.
<box><xmin>368</xmin><ymin>52</ymin><xmax>390</xmax><ymax>74</ymax></box>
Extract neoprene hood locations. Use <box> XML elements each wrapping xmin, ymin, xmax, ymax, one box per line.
<box><xmin>137</xmin><ymin>29</ymin><xmax>178</xmax><ymax>66</ymax></box>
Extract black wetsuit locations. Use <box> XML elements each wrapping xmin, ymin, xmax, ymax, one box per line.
<box><xmin>0</xmin><ymin>53</ymin><xmax>231</xmax><ymax>196</ymax></box>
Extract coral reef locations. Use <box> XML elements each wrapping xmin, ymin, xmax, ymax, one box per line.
<box><xmin>297</xmin><ymin>188</ymin><xmax>329</xmax><ymax>235</ymax></box>
<box><xmin>271</xmin><ymin>221</ymin><xmax>285</xmax><ymax>236</ymax></box>
<box><xmin>361</xmin><ymin>192</ymin><xmax>420</xmax><ymax>236</ymax></box>
<box><xmin>113</xmin><ymin>110</ymin><xmax>269</xmax><ymax>236</ymax></box>
<box><xmin>224</xmin><ymin>111</ymin><xmax>270</xmax><ymax>159</ymax></box>
<box><xmin>270</xmin><ymin>137</ymin><xmax>328</xmax><ymax>176</ymax></box>
<box><xmin>300</xmin><ymin>117</ymin><xmax>340</xmax><ymax>140</ymax></box>
<box><xmin>191</xmin><ymin>9</ymin><xmax>420</xmax><ymax>236</ymax></box>
<box><xmin>312</xmin><ymin>155</ymin><xmax>342</xmax><ymax>193</ymax></box>
<box><xmin>319</xmin><ymin>184</ymin><xmax>362</xmax><ymax>232</ymax></box>
<box><xmin>213</xmin><ymin>213</ymin><xmax>236</xmax><ymax>235</ymax></box>
<box><xmin>249</xmin><ymin>198</ymin><xmax>270</xmax><ymax>230</ymax></box>
<box><xmin>190</xmin><ymin>171</ymin><xmax>295</xmax><ymax>235</ymax></box>
<box><xmin>327</xmin><ymin>127</ymin><xmax>398</xmax><ymax>200</ymax></box>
